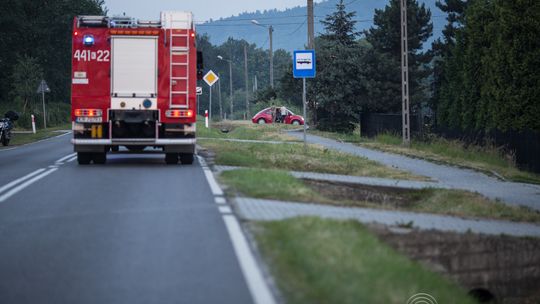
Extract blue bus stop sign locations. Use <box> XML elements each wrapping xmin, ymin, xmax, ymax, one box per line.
<box><xmin>293</xmin><ymin>50</ymin><xmax>316</xmax><ymax>78</ymax></box>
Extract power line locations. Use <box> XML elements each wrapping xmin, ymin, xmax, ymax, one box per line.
<box><xmin>197</xmin><ymin>22</ymin><xmax>306</xmax><ymax>27</ymax></box>
<box><xmin>195</xmin><ymin>15</ymin><xmax>308</xmax><ymax>24</ymax></box>
<box><xmin>288</xmin><ymin>20</ymin><xmax>307</xmax><ymax>35</ymax></box>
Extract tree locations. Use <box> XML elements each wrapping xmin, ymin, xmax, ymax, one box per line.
<box><xmin>312</xmin><ymin>0</ymin><xmax>363</xmax><ymax>132</ymax></box>
<box><xmin>436</xmin><ymin>0</ymin><xmax>540</xmax><ymax>132</ymax></box>
<box><xmin>10</xmin><ymin>56</ymin><xmax>43</xmax><ymax>113</ymax></box>
<box><xmin>431</xmin><ymin>0</ymin><xmax>468</xmax><ymax>117</ymax></box>
<box><xmin>0</xmin><ymin>0</ymin><xmax>105</xmax><ymax>107</ymax></box>
<box><xmin>320</xmin><ymin>0</ymin><xmax>359</xmax><ymax>46</ymax></box>
<box><xmin>363</xmin><ymin>0</ymin><xmax>433</xmax><ymax>113</ymax></box>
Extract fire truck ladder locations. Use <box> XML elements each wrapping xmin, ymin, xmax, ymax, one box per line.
<box><xmin>169</xmin><ymin>28</ymin><xmax>190</xmax><ymax>109</ymax></box>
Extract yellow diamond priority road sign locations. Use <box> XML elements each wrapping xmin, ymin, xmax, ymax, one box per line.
<box><xmin>203</xmin><ymin>70</ymin><xmax>219</xmax><ymax>87</ymax></box>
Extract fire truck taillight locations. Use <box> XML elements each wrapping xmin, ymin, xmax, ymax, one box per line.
<box><xmin>166</xmin><ymin>110</ymin><xmax>193</xmax><ymax>118</ymax></box>
<box><xmin>75</xmin><ymin>109</ymin><xmax>103</xmax><ymax>117</ymax></box>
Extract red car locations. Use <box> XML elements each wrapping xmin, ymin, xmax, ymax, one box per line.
<box><xmin>251</xmin><ymin>107</ymin><xmax>305</xmax><ymax>125</ymax></box>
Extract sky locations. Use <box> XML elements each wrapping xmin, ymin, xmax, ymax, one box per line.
<box><xmin>104</xmin><ymin>0</ymin><xmax>322</xmax><ymax>23</ymax></box>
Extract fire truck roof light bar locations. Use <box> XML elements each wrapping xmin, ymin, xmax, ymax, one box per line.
<box><xmin>109</xmin><ymin>29</ymin><xmax>160</xmax><ymax>35</ymax></box>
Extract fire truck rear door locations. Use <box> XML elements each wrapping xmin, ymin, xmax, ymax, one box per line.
<box><xmin>111</xmin><ymin>37</ymin><xmax>158</xmax><ymax>108</ymax></box>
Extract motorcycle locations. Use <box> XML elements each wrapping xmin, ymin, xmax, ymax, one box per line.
<box><xmin>0</xmin><ymin>111</ymin><xmax>19</xmax><ymax>146</ymax></box>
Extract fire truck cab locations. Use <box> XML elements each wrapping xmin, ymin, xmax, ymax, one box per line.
<box><xmin>71</xmin><ymin>12</ymin><xmax>200</xmax><ymax>165</ymax></box>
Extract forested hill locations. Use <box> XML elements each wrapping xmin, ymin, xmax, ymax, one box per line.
<box><xmin>197</xmin><ymin>0</ymin><xmax>444</xmax><ymax>52</ymax></box>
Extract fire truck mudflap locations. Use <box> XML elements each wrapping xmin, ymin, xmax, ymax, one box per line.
<box><xmin>71</xmin><ymin>12</ymin><xmax>200</xmax><ymax>165</ymax></box>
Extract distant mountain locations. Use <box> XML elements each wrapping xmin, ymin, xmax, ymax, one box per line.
<box><xmin>197</xmin><ymin>0</ymin><xmax>445</xmax><ymax>52</ymax></box>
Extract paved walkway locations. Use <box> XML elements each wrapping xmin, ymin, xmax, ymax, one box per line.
<box><xmin>234</xmin><ymin>197</ymin><xmax>540</xmax><ymax>238</ymax></box>
<box><xmin>288</xmin><ymin>132</ymin><xmax>540</xmax><ymax>211</ymax></box>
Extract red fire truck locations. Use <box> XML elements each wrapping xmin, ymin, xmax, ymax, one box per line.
<box><xmin>71</xmin><ymin>12</ymin><xmax>202</xmax><ymax>165</ymax></box>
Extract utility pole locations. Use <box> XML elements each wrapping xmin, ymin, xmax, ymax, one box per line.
<box><xmin>229</xmin><ymin>60</ymin><xmax>233</xmax><ymax>119</ymax></box>
<box><xmin>269</xmin><ymin>25</ymin><xmax>274</xmax><ymax>89</ymax></box>
<box><xmin>307</xmin><ymin>0</ymin><xmax>315</xmax><ymax>49</ymax></box>
<box><xmin>244</xmin><ymin>43</ymin><xmax>250</xmax><ymax>118</ymax></box>
<box><xmin>252</xmin><ymin>20</ymin><xmax>274</xmax><ymax>89</ymax></box>
<box><xmin>400</xmin><ymin>0</ymin><xmax>411</xmax><ymax>146</ymax></box>
<box><xmin>218</xmin><ymin>73</ymin><xmax>223</xmax><ymax>120</ymax></box>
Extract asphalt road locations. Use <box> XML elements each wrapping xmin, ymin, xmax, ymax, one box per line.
<box><xmin>0</xmin><ymin>134</ymin><xmax>253</xmax><ymax>304</ymax></box>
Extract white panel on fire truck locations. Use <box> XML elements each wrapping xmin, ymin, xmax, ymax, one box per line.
<box><xmin>160</xmin><ymin>11</ymin><xmax>193</xmax><ymax>29</ymax></box>
<box><xmin>111</xmin><ymin>37</ymin><xmax>157</xmax><ymax>98</ymax></box>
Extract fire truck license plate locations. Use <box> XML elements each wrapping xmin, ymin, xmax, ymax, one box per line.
<box><xmin>76</xmin><ymin>117</ymin><xmax>102</xmax><ymax>123</ymax></box>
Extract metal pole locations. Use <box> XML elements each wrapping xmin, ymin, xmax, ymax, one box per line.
<box><xmin>307</xmin><ymin>0</ymin><xmax>315</xmax><ymax>49</ymax></box>
<box><xmin>42</xmin><ymin>90</ymin><xmax>47</xmax><ymax>129</ymax></box>
<box><xmin>307</xmin><ymin>0</ymin><xmax>315</xmax><ymax>127</ymax></box>
<box><xmin>229</xmin><ymin>60</ymin><xmax>233</xmax><ymax>119</ymax></box>
<box><xmin>209</xmin><ymin>84</ymin><xmax>212</xmax><ymax>128</ymax></box>
<box><xmin>303</xmin><ymin>78</ymin><xmax>307</xmax><ymax>152</ymax></box>
<box><xmin>400</xmin><ymin>0</ymin><xmax>410</xmax><ymax>146</ymax></box>
<box><xmin>269</xmin><ymin>26</ymin><xmax>274</xmax><ymax>89</ymax></box>
<box><xmin>218</xmin><ymin>73</ymin><xmax>223</xmax><ymax>120</ymax></box>
<box><xmin>244</xmin><ymin>44</ymin><xmax>249</xmax><ymax>118</ymax></box>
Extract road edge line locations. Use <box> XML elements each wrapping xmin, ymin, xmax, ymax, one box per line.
<box><xmin>197</xmin><ymin>155</ymin><xmax>276</xmax><ymax>304</ymax></box>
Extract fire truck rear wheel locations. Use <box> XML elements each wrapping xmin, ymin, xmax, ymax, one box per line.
<box><xmin>77</xmin><ymin>152</ymin><xmax>92</xmax><ymax>165</ymax></box>
<box><xmin>179</xmin><ymin>153</ymin><xmax>194</xmax><ymax>165</ymax></box>
<box><xmin>165</xmin><ymin>153</ymin><xmax>179</xmax><ymax>165</ymax></box>
<box><xmin>93</xmin><ymin>153</ymin><xmax>107</xmax><ymax>165</ymax></box>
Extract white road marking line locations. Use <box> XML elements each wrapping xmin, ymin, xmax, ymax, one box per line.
<box><xmin>197</xmin><ymin>156</ymin><xmax>224</xmax><ymax>196</ymax></box>
<box><xmin>219</xmin><ymin>206</ymin><xmax>232</xmax><ymax>214</ymax></box>
<box><xmin>66</xmin><ymin>156</ymin><xmax>78</xmax><ymax>163</ymax></box>
<box><xmin>215</xmin><ymin>197</ymin><xmax>227</xmax><ymax>204</ymax></box>
<box><xmin>0</xmin><ymin>168</ymin><xmax>58</xmax><ymax>203</ymax></box>
<box><xmin>48</xmin><ymin>165</ymin><xmax>59</xmax><ymax>169</ymax></box>
<box><xmin>0</xmin><ymin>147</ymin><xmax>17</xmax><ymax>152</ymax></box>
<box><xmin>0</xmin><ymin>169</ymin><xmax>46</xmax><ymax>195</ymax></box>
<box><xmin>223</xmin><ymin>215</ymin><xmax>276</xmax><ymax>304</ymax></box>
<box><xmin>55</xmin><ymin>153</ymin><xmax>77</xmax><ymax>163</ymax></box>
<box><xmin>198</xmin><ymin>155</ymin><xmax>276</xmax><ymax>304</ymax></box>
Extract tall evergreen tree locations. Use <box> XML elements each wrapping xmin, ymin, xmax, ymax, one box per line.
<box><xmin>320</xmin><ymin>0</ymin><xmax>359</xmax><ymax>46</ymax></box>
<box><xmin>431</xmin><ymin>0</ymin><xmax>468</xmax><ymax>120</ymax></box>
<box><xmin>313</xmin><ymin>0</ymin><xmax>364</xmax><ymax>132</ymax></box>
<box><xmin>437</xmin><ymin>0</ymin><xmax>540</xmax><ymax>132</ymax></box>
<box><xmin>363</xmin><ymin>0</ymin><xmax>433</xmax><ymax>113</ymax></box>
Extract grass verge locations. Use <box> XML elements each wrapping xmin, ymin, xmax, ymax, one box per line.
<box><xmin>253</xmin><ymin>217</ymin><xmax>476</xmax><ymax>304</ymax></box>
<box><xmin>196</xmin><ymin>118</ymin><xmax>299</xmax><ymax>142</ymax></box>
<box><xmin>221</xmin><ymin>169</ymin><xmax>540</xmax><ymax>223</ymax></box>
<box><xmin>4</xmin><ymin>124</ymin><xmax>71</xmax><ymax>147</ymax></box>
<box><xmin>201</xmin><ymin>139</ymin><xmax>424</xmax><ymax>181</ymax></box>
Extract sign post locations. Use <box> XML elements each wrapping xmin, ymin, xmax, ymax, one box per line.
<box><xmin>203</xmin><ymin>71</ymin><xmax>219</xmax><ymax>127</ymax></box>
<box><xmin>31</xmin><ymin>115</ymin><xmax>36</xmax><ymax>134</ymax></box>
<box><xmin>36</xmin><ymin>80</ymin><xmax>50</xmax><ymax>129</ymax></box>
<box><xmin>293</xmin><ymin>50</ymin><xmax>316</xmax><ymax>151</ymax></box>
<box><xmin>196</xmin><ymin>86</ymin><xmax>202</xmax><ymax>117</ymax></box>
